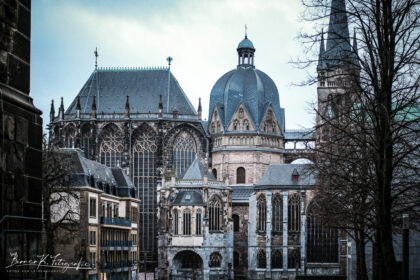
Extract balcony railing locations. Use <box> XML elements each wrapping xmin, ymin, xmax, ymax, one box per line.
<box><xmin>100</xmin><ymin>216</ymin><xmax>131</xmax><ymax>227</ymax></box>
<box><xmin>101</xmin><ymin>240</ymin><xmax>133</xmax><ymax>248</ymax></box>
<box><xmin>100</xmin><ymin>261</ymin><xmax>134</xmax><ymax>269</ymax></box>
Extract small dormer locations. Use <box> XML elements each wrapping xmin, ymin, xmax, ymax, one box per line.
<box><xmin>292</xmin><ymin>168</ymin><xmax>299</xmax><ymax>182</ymax></box>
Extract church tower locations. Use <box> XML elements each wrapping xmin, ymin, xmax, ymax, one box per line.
<box><xmin>316</xmin><ymin>0</ymin><xmax>359</xmax><ymax>142</ymax></box>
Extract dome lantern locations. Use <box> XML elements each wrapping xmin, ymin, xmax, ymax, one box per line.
<box><xmin>237</xmin><ymin>26</ymin><xmax>255</xmax><ymax>66</ymax></box>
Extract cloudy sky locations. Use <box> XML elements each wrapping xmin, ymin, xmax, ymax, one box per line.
<box><xmin>31</xmin><ymin>0</ymin><xmax>320</xmax><ymax>131</ymax></box>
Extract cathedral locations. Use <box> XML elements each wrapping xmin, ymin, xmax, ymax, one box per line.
<box><xmin>47</xmin><ymin>0</ymin><xmax>357</xmax><ymax>279</ymax></box>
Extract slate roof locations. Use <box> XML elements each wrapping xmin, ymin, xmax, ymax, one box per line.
<box><xmin>255</xmin><ymin>164</ymin><xmax>317</xmax><ymax>189</ymax></box>
<box><xmin>65</xmin><ymin>68</ymin><xmax>196</xmax><ymax>116</ymax></box>
<box><xmin>208</xmin><ymin>66</ymin><xmax>285</xmax><ymax>133</ymax></box>
<box><xmin>231</xmin><ymin>185</ymin><xmax>254</xmax><ymax>203</ymax></box>
<box><xmin>61</xmin><ymin>149</ymin><xmax>136</xmax><ymax>198</ymax></box>
<box><xmin>172</xmin><ymin>191</ymin><xmax>204</xmax><ymax>206</ymax></box>
<box><xmin>182</xmin><ymin>157</ymin><xmax>216</xmax><ymax>181</ymax></box>
<box><xmin>318</xmin><ymin>0</ymin><xmax>358</xmax><ymax>70</ymax></box>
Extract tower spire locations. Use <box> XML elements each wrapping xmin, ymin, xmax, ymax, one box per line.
<box><xmin>59</xmin><ymin>97</ymin><xmax>65</xmax><ymax>120</ymax></box>
<box><xmin>166</xmin><ymin>56</ymin><xmax>173</xmax><ymax>113</ymax></box>
<box><xmin>198</xmin><ymin>98</ymin><xmax>202</xmax><ymax>120</ymax></box>
<box><xmin>50</xmin><ymin>99</ymin><xmax>55</xmax><ymax>122</ymax></box>
<box><xmin>317</xmin><ymin>29</ymin><xmax>327</xmax><ymax>71</ymax></box>
<box><xmin>325</xmin><ymin>0</ymin><xmax>351</xmax><ymax>67</ymax></box>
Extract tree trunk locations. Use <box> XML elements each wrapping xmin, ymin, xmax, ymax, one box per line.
<box><xmin>355</xmin><ymin>230</ymin><xmax>368</xmax><ymax>280</ymax></box>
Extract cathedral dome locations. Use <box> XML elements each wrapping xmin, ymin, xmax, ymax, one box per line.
<box><xmin>237</xmin><ymin>37</ymin><xmax>254</xmax><ymax>49</ymax></box>
<box><xmin>208</xmin><ymin>36</ymin><xmax>284</xmax><ymax>132</ymax></box>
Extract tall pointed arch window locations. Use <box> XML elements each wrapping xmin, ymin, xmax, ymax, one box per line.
<box><xmin>257</xmin><ymin>249</ymin><xmax>266</xmax><ymax>268</ymax></box>
<box><xmin>196</xmin><ymin>209</ymin><xmax>202</xmax><ymax>235</ymax></box>
<box><xmin>209</xmin><ymin>196</ymin><xmax>222</xmax><ymax>231</ymax></box>
<box><xmin>183</xmin><ymin>210</ymin><xmax>191</xmax><ymax>235</ymax></box>
<box><xmin>257</xmin><ymin>194</ymin><xmax>266</xmax><ymax>232</ymax></box>
<box><xmin>65</xmin><ymin>125</ymin><xmax>76</xmax><ymax>148</ymax></box>
<box><xmin>272</xmin><ymin>194</ymin><xmax>282</xmax><ymax>233</ymax></box>
<box><xmin>288</xmin><ymin>193</ymin><xmax>301</xmax><ymax>232</ymax></box>
<box><xmin>288</xmin><ymin>248</ymin><xmax>300</xmax><ymax>269</ymax></box>
<box><xmin>173</xmin><ymin>131</ymin><xmax>197</xmax><ymax>178</ymax></box>
<box><xmin>237</xmin><ymin>167</ymin><xmax>246</xmax><ymax>184</ymax></box>
<box><xmin>271</xmin><ymin>249</ymin><xmax>283</xmax><ymax>269</ymax></box>
<box><xmin>307</xmin><ymin>202</ymin><xmax>338</xmax><ymax>263</ymax></box>
<box><xmin>132</xmin><ymin>129</ymin><xmax>157</xmax><ymax>254</ymax></box>
<box><xmin>81</xmin><ymin>124</ymin><xmax>91</xmax><ymax>157</ymax></box>
<box><xmin>173</xmin><ymin>210</ymin><xmax>179</xmax><ymax>235</ymax></box>
<box><xmin>233</xmin><ymin>119</ymin><xmax>239</xmax><ymax>130</ymax></box>
<box><xmin>243</xmin><ymin>119</ymin><xmax>250</xmax><ymax>130</ymax></box>
<box><xmin>99</xmin><ymin>128</ymin><xmax>123</xmax><ymax>168</ymax></box>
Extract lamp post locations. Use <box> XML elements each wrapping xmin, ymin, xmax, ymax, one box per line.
<box><xmin>402</xmin><ymin>214</ymin><xmax>409</xmax><ymax>280</ymax></box>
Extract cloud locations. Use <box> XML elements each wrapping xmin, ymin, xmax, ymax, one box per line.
<box><xmin>31</xmin><ymin>0</ymin><xmax>317</xmax><ymax>130</ymax></box>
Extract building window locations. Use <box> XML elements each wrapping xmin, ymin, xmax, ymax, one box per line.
<box><xmin>243</xmin><ymin>119</ymin><xmax>249</xmax><ymax>130</ymax></box>
<box><xmin>131</xmin><ymin>234</ymin><xmax>137</xmax><ymax>245</ymax></box>
<box><xmin>99</xmin><ymin>128</ymin><xmax>124</xmax><ymax>168</ymax></box>
<box><xmin>89</xmin><ymin>198</ymin><xmax>96</xmax><ymax>218</ymax></box>
<box><xmin>234</xmin><ymin>251</ymin><xmax>240</xmax><ymax>268</ymax></box>
<box><xmin>173</xmin><ymin>210</ymin><xmax>179</xmax><ymax>235</ymax></box>
<box><xmin>217</xmin><ymin>122</ymin><xmax>221</xmax><ymax>132</ymax></box>
<box><xmin>271</xmin><ymin>249</ymin><xmax>283</xmax><ymax>269</ymax></box>
<box><xmin>101</xmin><ymin>202</ymin><xmax>106</xmax><ymax>217</ymax></box>
<box><xmin>272</xmin><ymin>121</ymin><xmax>276</xmax><ymax>133</ymax></box>
<box><xmin>173</xmin><ymin>131</ymin><xmax>197</xmax><ymax>178</ymax></box>
<box><xmin>106</xmin><ymin>203</ymin><xmax>112</xmax><ymax>218</ymax></box>
<box><xmin>183</xmin><ymin>210</ymin><xmax>191</xmax><ymax>235</ymax></box>
<box><xmin>132</xmin><ymin>128</ymin><xmax>157</xmax><ymax>254</ymax></box>
<box><xmin>272</xmin><ymin>194</ymin><xmax>282</xmax><ymax>232</ymax></box>
<box><xmin>288</xmin><ymin>248</ymin><xmax>300</xmax><ymax>269</ymax></box>
<box><xmin>211</xmin><ymin>123</ymin><xmax>215</xmax><ymax>133</ymax></box>
<box><xmin>196</xmin><ymin>210</ymin><xmax>202</xmax><ymax>235</ymax></box>
<box><xmin>288</xmin><ymin>193</ymin><xmax>301</xmax><ymax>232</ymax></box>
<box><xmin>257</xmin><ymin>195</ymin><xmax>266</xmax><ymax>232</ymax></box>
<box><xmin>233</xmin><ymin>119</ymin><xmax>239</xmax><ymax>130</ymax></box>
<box><xmin>131</xmin><ymin>207</ymin><xmax>138</xmax><ymax>223</ymax></box>
<box><xmin>113</xmin><ymin>204</ymin><xmax>119</xmax><ymax>218</ymax></box>
<box><xmin>209</xmin><ymin>253</ymin><xmax>222</xmax><ymax>267</ymax></box>
<box><xmin>89</xmin><ymin>231</ymin><xmax>96</xmax><ymax>246</ymax></box>
<box><xmin>90</xmin><ymin>252</ymin><xmax>96</xmax><ymax>268</ymax></box>
<box><xmin>65</xmin><ymin>126</ymin><xmax>76</xmax><ymax>148</ymax></box>
<box><xmin>307</xmin><ymin>202</ymin><xmax>339</xmax><ymax>263</ymax></box>
<box><xmin>239</xmin><ymin>108</ymin><xmax>244</xmax><ymax>119</ymax></box>
<box><xmin>257</xmin><ymin>249</ymin><xmax>266</xmax><ymax>268</ymax></box>
<box><xmin>209</xmin><ymin>196</ymin><xmax>222</xmax><ymax>231</ymax></box>
<box><xmin>236</xmin><ymin>167</ymin><xmax>245</xmax><ymax>184</ymax></box>
<box><xmin>212</xmin><ymin>168</ymin><xmax>217</xmax><ymax>180</ymax></box>
<box><xmin>233</xmin><ymin>214</ymin><xmax>240</xmax><ymax>232</ymax></box>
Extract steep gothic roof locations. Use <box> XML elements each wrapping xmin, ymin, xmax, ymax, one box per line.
<box><xmin>182</xmin><ymin>157</ymin><xmax>216</xmax><ymax>180</ymax></box>
<box><xmin>65</xmin><ymin>68</ymin><xmax>196</xmax><ymax>116</ymax></box>
<box><xmin>209</xmin><ymin>66</ymin><xmax>285</xmax><ymax>132</ymax></box>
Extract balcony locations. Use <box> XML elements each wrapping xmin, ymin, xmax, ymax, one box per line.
<box><xmin>100</xmin><ymin>240</ymin><xmax>134</xmax><ymax>250</ymax></box>
<box><xmin>100</xmin><ymin>216</ymin><xmax>131</xmax><ymax>227</ymax></box>
<box><xmin>100</xmin><ymin>261</ymin><xmax>134</xmax><ymax>272</ymax></box>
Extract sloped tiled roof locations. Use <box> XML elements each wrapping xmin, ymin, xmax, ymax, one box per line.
<box><xmin>182</xmin><ymin>157</ymin><xmax>216</xmax><ymax>180</ymax></box>
<box><xmin>256</xmin><ymin>164</ymin><xmax>317</xmax><ymax>189</ymax></box>
<box><xmin>231</xmin><ymin>185</ymin><xmax>254</xmax><ymax>203</ymax></box>
<box><xmin>65</xmin><ymin>68</ymin><xmax>196</xmax><ymax>116</ymax></box>
<box><xmin>172</xmin><ymin>191</ymin><xmax>204</xmax><ymax>206</ymax></box>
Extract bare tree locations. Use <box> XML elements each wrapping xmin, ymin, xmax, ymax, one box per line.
<box><xmin>42</xmin><ymin>137</ymin><xmax>80</xmax><ymax>279</ymax></box>
<box><xmin>297</xmin><ymin>0</ymin><xmax>420</xmax><ymax>279</ymax></box>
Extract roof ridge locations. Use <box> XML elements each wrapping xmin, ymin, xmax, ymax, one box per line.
<box><xmin>97</xmin><ymin>66</ymin><xmax>169</xmax><ymax>71</ymax></box>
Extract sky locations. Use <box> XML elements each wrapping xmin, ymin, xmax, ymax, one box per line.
<box><xmin>31</xmin><ymin>0</ymin><xmax>320</xmax><ymax>131</ymax></box>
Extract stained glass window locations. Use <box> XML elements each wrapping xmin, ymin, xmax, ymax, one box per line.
<box><xmin>257</xmin><ymin>195</ymin><xmax>266</xmax><ymax>232</ymax></box>
<box><xmin>173</xmin><ymin>131</ymin><xmax>196</xmax><ymax>178</ymax></box>
<box><xmin>209</xmin><ymin>196</ymin><xmax>222</xmax><ymax>231</ymax></box>
<box><xmin>132</xmin><ymin>129</ymin><xmax>157</xmax><ymax>255</ymax></box>
<box><xmin>272</xmin><ymin>194</ymin><xmax>282</xmax><ymax>232</ymax></box>
<box><xmin>99</xmin><ymin>128</ymin><xmax>123</xmax><ymax>168</ymax></box>
<box><xmin>288</xmin><ymin>193</ymin><xmax>300</xmax><ymax>232</ymax></box>
<box><xmin>257</xmin><ymin>249</ymin><xmax>266</xmax><ymax>268</ymax></box>
<box><xmin>307</xmin><ymin>202</ymin><xmax>338</xmax><ymax>263</ymax></box>
<box><xmin>271</xmin><ymin>249</ymin><xmax>282</xmax><ymax>269</ymax></box>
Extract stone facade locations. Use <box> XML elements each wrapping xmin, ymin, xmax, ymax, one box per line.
<box><xmin>0</xmin><ymin>1</ymin><xmax>44</xmax><ymax>279</ymax></box>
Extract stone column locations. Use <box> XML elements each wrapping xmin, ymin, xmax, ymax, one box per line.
<box><xmin>300</xmin><ymin>191</ymin><xmax>306</xmax><ymax>272</ymax></box>
<box><xmin>266</xmin><ymin>191</ymin><xmax>272</xmax><ymax>279</ymax></box>
<box><xmin>283</xmin><ymin>191</ymin><xmax>288</xmax><ymax>269</ymax></box>
<box><xmin>248</xmin><ymin>194</ymin><xmax>257</xmax><ymax>275</ymax></box>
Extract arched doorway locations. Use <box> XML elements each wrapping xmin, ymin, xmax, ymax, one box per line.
<box><xmin>171</xmin><ymin>251</ymin><xmax>203</xmax><ymax>280</ymax></box>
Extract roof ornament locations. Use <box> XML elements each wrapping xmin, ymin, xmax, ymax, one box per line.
<box><xmin>245</xmin><ymin>24</ymin><xmax>248</xmax><ymax>39</ymax></box>
<box><xmin>94</xmin><ymin>47</ymin><xmax>99</xmax><ymax>70</ymax></box>
<box><xmin>166</xmin><ymin>56</ymin><xmax>173</xmax><ymax>113</ymax></box>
